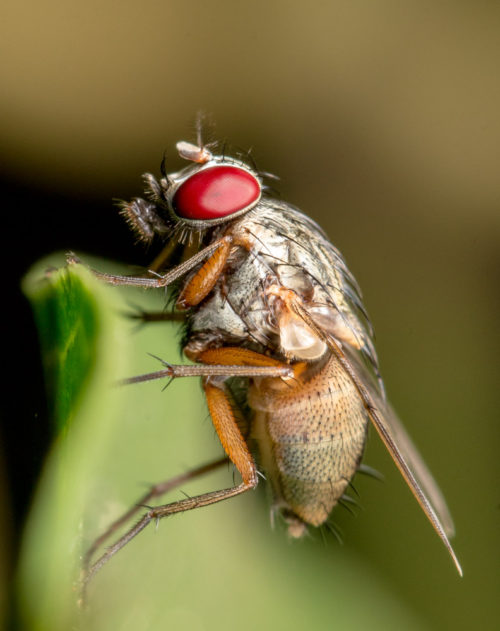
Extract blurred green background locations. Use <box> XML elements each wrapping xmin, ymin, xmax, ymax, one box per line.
<box><xmin>3</xmin><ymin>1</ymin><xmax>499</xmax><ymax>629</ymax></box>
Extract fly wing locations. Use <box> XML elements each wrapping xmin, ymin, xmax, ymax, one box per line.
<box><xmin>290</xmin><ymin>299</ymin><xmax>462</xmax><ymax>576</ymax></box>
<box><xmin>342</xmin><ymin>344</ymin><xmax>456</xmax><ymax>538</ymax></box>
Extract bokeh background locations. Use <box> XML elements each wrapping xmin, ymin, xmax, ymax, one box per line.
<box><xmin>3</xmin><ymin>1</ymin><xmax>499</xmax><ymax>629</ymax></box>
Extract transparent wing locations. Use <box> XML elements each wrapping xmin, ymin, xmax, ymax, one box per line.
<box><xmin>291</xmin><ymin>299</ymin><xmax>462</xmax><ymax>576</ymax></box>
<box><xmin>342</xmin><ymin>345</ymin><xmax>456</xmax><ymax>538</ymax></box>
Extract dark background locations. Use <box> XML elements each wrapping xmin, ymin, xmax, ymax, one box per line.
<box><xmin>2</xmin><ymin>1</ymin><xmax>499</xmax><ymax>628</ymax></box>
<box><xmin>4</xmin><ymin>174</ymin><xmax>131</xmax><ymax>521</ymax></box>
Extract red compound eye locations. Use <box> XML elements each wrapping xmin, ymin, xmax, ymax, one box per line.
<box><xmin>172</xmin><ymin>165</ymin><xmax>260</xmax><ymax>221</ymax></box>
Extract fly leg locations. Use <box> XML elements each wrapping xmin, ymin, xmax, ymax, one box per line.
<box><xmin>82</xmin><ymin>456</ymin><xmax>228</xmax><ymax>574</ymax></box>
<box><xmin>118</xmin><ymin>359</ymin><xmax>292</xmax><ymax>386</ymax></box>
<box><xmin>127</xmin><ymin>308</ymin><xmax>186</xmax><ymax>324</ymax></box>
<box><xmin>82</xmin><ymin>350</ymin><xmax>292</xmax><ymax>598</ymax></box>
<box><xmin>174</xmin><ymin>231</ymin><xmax>257</xmax><ymax>308</ymax></box>
<box><xmin>82</xmin><ymin>383</ymin><xmax>258</xmax><ymax>596</ymax></box>
<box><xmin>66</xmin><ymin>235</ymin><xmax>233</xmax><ymax>288</ymax></box>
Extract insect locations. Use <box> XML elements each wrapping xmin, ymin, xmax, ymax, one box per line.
<box><xmin>75</xmin><ymin>131</ymin><xmax>462</xmax><ymax>594</ymax></box>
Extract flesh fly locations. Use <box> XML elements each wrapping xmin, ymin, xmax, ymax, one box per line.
<box><xmin>75</xmin><ymin>135</ymin><xmax>462</xmax><ymax>595</ymax></box>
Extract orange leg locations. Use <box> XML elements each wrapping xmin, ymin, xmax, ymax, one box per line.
<box><xmin>196</xmin><ymin>346</ymin><xmax>289</xmax><ymax>367</ymax></box>
<box><xmin>82</xmin><ymin>382</ymin><xmax>258</xmax><ymax>598</ymax></box>
<box><xmin>204</xmin><ymin>380</ymin><xmax>257</xmax><ymax>485</ymax></box>
<box><xmin>176</xmin><ymin>237</ymin><xmax>232</xmax><ymax>308</ymax></box>
<box><xmin>82</xmin><ymin>346</ymin><xmax>291</xmax><ymax>599</ymax></box>
<box><xmin>194</xmin><ymin>346</ymin><xmax>308</xmax><ymax>381</ymax></box>
<box><xmin>175</xmin><ymin>231</ymin><xmax>255</xmax><ymax>308</ymax></box>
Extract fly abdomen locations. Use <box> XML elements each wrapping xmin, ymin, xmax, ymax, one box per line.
<box><xmin>275</xmin><ymin>439</ymin><xmax>361</xmax><ymax>527</ymax></box>
<box><xmin>250</xmin><ymin>353</ymin><xmax>369</xmax><ymax>532</ymax></box>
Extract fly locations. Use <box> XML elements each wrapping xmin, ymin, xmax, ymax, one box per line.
<box><xmin>73</xmin><ymin>132</ymin><xmax>462</xmax><ymax>597</ymax></box>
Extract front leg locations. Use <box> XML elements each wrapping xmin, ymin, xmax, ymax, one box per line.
<box><xmin>118</xmin><ymin>197</ymin><xmax>169</xmax><ymax>244</ymax></box>
<box><xmin>67</xmin><ymin>235</ymin><xmax>233</xmax><ymax>289</ymax></box>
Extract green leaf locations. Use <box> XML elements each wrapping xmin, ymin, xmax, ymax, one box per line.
<box><xmin>17</xmin><ymin>254</ymin><xmax>426</xmax><ymax>631</ymax></box>
<box><xmin>24</xmin><ymin>259</ymin><xmax>99</xmax><ymax>433</ymax></box>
